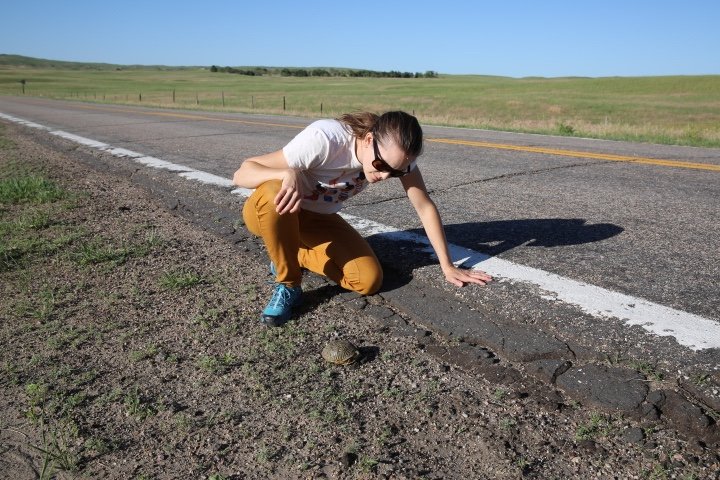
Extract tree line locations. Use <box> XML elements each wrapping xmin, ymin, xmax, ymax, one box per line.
<box><xmin>210</xmin><ymin>65</ymin><xmax>438</xmax><ymax>78</ymax></box>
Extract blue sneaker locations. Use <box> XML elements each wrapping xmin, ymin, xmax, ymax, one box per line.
<box><xmin>261</xmin><ymin>283</ymin><xmax>303</xmax><ymax>326</ymax></box>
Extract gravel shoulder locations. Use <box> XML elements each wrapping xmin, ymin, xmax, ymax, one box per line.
<box><xmin>1</xmin><ymin>121</ymin><xmax>718</xmax><ymax>479</ymax></box>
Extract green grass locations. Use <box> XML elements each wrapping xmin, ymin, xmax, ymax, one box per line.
<box><xmin>72</xmin><ymin>233</ymin><xmax>162</xmax><ymax>268</ymax></box>
<box><xmin>73</xmin><ymin>239</ymin><xmax>132</xmax><ymax>266</ymax></box>
<box><xmin>2</xmin><ymin>64</ymin><xmax>719</xmax><ymax>146</ymax></box>
<box><xmin>159</xmin><ymin>268</ymin><xmax>205</xmax><ymax>289</ymax></box>
<box><xmin>0</xmin><ymin>176</ymin><xmax>66</xmax><ymax>204</ymax></box>
<box><xmin>0</xmin><ymin>218</ymin><xmax>80</xmax><ymax>272</ymax></box>
<box><xmin>0</xmin><ymin>135</ymin><xmax>73</xmax><ymax>269</ymax></box>
<box><xmin>0</xmin><ymin>126</ymin><xmax>164</xmax><ymax>276</ymax></box>
<box><xmin>358</xmin><ymin>456</ymin><xmax>380</xmax><ymax>474</ymax></box>
<box><xmin>575</xmin><ymin>411</ymin><xmax>614</xmax><ymax>441</ymax></box>
<box><xmin>629</xmin><ymin>360</ymin><xmax>665</xmax><ymax>381</ymax></box>
<box><xmin>129</xmin><ymin>344</ymin><xmax>159</xmax><ymax>362</ymax></box>
<box><xmin>123</xmin><ymin>388</ymin><xmax>157</xmax><ymax>420</ymax></box>
<box><xmin>0</xmin><ymin>158</ymin><xmax>75</xmax><ymax>271</ymax></box>
<box><xmin>22</xmin><ymin>382</ymin><xmax>82</xmax><ymax>479</ymax></box>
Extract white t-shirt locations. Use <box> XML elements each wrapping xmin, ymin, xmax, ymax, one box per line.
<box><xmin>283</xmin><ymin>119</ymin><xmax>367</xmax><ymax>214</ymax></box>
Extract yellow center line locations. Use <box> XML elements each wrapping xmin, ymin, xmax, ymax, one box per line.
<box><xmin>72</xmin><ymin>103</ymin><xmax>720</xmax><ymax>172</ymax></box>
<box><xmin>427</xmin><ymin>138</ymin><xmax>720</xmax><ymax>172</ymax></box>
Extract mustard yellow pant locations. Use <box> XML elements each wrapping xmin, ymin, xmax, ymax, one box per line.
<box><xmin>242</xmin><ymin>180</ymin><xmax>383</xmax><ymax>295</ymax></box>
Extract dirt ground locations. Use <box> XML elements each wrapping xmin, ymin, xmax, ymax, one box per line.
<box><xmin>1</xmin><ymin>121</ymin><xmax>718</xmax><ymax>479</ymax></box>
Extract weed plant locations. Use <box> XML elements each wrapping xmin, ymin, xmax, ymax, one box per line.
<box><xmin>73</xmin><ymin>239</ymin><xmax>131</xmax><ymax>266</ymax></box>
<box><xmin>124</xmin><ymin>388</ymin><xmax>157</xmax><ymax>420</ymax></box>
<box><xmin>575</xmin><ymin>411</ymin><xmax>615</xmax><ymax>441</ymax></box>
<box><xmin>159</xmin><ymin>268</ymin><xmax>204</xmax><ymax>289</ymax></box>
<box><xmin>0</xmin><ymin>176</ymin><xmax>66</xmax><ymax>204</ymax></box>
<box><xmin>0</xmin><ymin>164</ymin><xmax>70</xmax><ymax>270</ymax></box>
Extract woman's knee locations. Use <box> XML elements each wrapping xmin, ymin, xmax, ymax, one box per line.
<box><xmin>344</xmin><ymin>258</ymin><xmax>383</xmax><ymax>295</ymax></box>
<box><xmin>248</xmin><ymin>180</ymin><xmax>282</xmax><ymax>209</ymax></box>
<box><xmin>359</xmin><ymin>268</ymin><xmax>383</xmax><ymax>295</ymax></box>
<box><xmin>242</xmin><ymin>180</ymin><xmax>283</xmax><ymax>235</ymax></box>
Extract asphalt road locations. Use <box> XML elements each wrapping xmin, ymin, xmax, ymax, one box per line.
<box><xmin>1</xmin><ymin>96</ymin><xmax>719</xmax><ymax>362</ymax></box>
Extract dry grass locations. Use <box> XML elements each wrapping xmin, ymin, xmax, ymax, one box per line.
<box><xmin>2</xmin><ymin>68</ymin><xmax>719</xmax><ymax>146</ymax></box>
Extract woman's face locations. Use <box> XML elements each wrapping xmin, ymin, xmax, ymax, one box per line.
<box><xmin>360</xmin><ymin>133</ymin><xmax>413</xmax><ymax>183</ymax></box>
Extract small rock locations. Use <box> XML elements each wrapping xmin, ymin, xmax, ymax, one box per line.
<box><xmin>414</xmin><ymin>329</ymin><xmax>432</xmax><ymax>342</ymax></box>
<box><xmin>661</xmin><ymin>391</ymin><xmax>716</xmax><ymax>441</ymax></box>
<box><xmin>646</xmin><ymin>390</ymin><xmax>666</xmax><ymax>407</ymax></box>
<box><xmin>578</xmin><ymin>439</ymin><xmax>597</xmax><ymax>452</ymax></box>
<box><xmin>526</xmin><ymin>359</ymin><xmax>572</xmax><ymax>384</ymax></box>
<box><xmin>341</xmin><ymin>452</ymin><xmax>357</xmax><ymax>469</ymax></box>
<box><xmin>687</xmin><ymin>440</ymin><xmax>706</xmax><ymax>454</ymax></box>
<box><xmin>640</xmin><ymin>403</ymin><xmax>660</xmax><ymax>421</ymax></box>
<box><xmin>556</xmin><ymin>364</ymin><xmax>648</xmax><ymax>412</ymax></box>
<box><xmin>621</xmin><ymin>427</ymin><xmax>645</xmax><ymax>444</ymax></box>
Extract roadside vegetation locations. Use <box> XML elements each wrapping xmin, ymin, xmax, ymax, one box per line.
<box><xmin>1</xmin><ymin>55</ymin><xmax>719</xmax><ymax>147</ymax></box>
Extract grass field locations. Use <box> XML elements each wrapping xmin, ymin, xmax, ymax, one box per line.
<box><xmin>1</xmin><ymin>61</ymin><xmax>719</xmax><ymax>147</ymax></box>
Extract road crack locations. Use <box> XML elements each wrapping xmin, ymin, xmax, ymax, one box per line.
<box><xmin>429</xmin><ymin>160</ymin><xmax>610</xmax><ymax>194</ymax></box>
<box><xmin>348</xmin><ymin>160</ymin><xmax>609</xmax><ymax>206</ymax></box>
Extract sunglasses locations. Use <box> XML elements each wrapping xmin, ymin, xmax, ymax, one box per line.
<box><xmin>372</xmin><ymin>137</ymin><xmax>411</xmax><ymax>177</ymax></box>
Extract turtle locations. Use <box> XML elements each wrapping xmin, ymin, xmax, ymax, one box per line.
<box><xmin>321</xmin><ymin>339</ymin><xmax>361</xmax><ymax>365</ymax></box>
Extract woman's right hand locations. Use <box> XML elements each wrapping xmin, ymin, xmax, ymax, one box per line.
<box><xmin>274</xmin><ymin>168</ymin><xmax>304</xmax><ymax>214</ymax></box>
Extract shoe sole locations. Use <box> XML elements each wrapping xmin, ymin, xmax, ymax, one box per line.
<box><xmin>261</xmin><ymin>315</ymin><xmax>287</xmax><ymax>327</ymax></box>
<box><xmin>260</xmin><ymin>297</ymin><xmax>302</xmax><ymax>327</ymax></box>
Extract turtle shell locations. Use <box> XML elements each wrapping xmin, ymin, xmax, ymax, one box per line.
<box><xmin>321</xmin><ymin>339</ymin><xmax>360</xmax><ymax>365</ymax></box>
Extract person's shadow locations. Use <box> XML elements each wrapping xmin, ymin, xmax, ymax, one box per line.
<box><xmin>366</xmin><ymin>218</ymin><xmax>624</xmax><ymax>291</ymax></box>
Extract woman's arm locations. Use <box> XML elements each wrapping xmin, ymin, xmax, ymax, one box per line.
<box><xmin>232</xmin><ymin>150</ymin><xmax>290</xmax><ymax>188</ymax></box>
<box><xmin>401</xmin><ymin>168</ymin><xmax>492</xmax><ymax>287</ymax></box>
<box><xmin>233</xmin><ymin>150</ymin><xmax>305</xmax><ymax>214</ymax></box>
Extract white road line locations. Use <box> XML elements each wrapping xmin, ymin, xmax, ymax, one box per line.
<box><xmin>342</xmin><ymin>214</ymin><xmax>720</xmax><ymax>351</ymax></box>
<box><xmin>2</xmin><ymin>112</ymin><xmax>719</xmax><ymax>351</ymax></box>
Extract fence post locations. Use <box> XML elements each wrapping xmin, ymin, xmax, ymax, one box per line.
<box><xmin>251</xmin><ymin>96</ymin><xmax>254</xmax><ymax>108</ymax></box>
<box><xmin>283</xmin><ymin>96</ymin><xmax>286</xmax><ymax>110</ymax></box>
<box><xmin>222</xmin><ymin>91</ymin><xmax>225</xmax><ymax>107</ymax></box>
<box><xmin>196</xmin><ymin>93</ymin><xmax>199</xmax><ymax>105</ymax></box>
<box><xmin>320</xmin><ymin>102</ymin><xmax>323</xmax><ymax>114</ymax></box>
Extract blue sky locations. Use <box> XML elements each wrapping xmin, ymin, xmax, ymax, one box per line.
<box><xmin>2</xmin><ymin>1</ymin><xmax>718</xmax><ymax>77</ymax></box>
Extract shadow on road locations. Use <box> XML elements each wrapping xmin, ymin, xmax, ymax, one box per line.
<box><xmin>442</xmin><ymin>218</ymin><xmax>624</xmax><ymax>256</ymax></box>
<box><xmin>369</xmin><ymin>218</ymin><xmax>624</xmax><ymax>292</ymax></box>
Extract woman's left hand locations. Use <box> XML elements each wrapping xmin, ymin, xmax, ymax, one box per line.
<box><xmin>442</xmin><ymin>265</ymin><xmax>493</xmax><ymax>287</ymax></box>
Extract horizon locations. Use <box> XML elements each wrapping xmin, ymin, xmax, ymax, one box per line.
<box><xmin>3</xmin><ymin>53</ymin><xmax>718</xmax><ymax>80</ymax></box>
